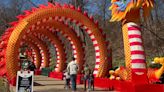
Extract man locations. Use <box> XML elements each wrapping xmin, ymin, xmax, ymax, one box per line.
<box><xmin>28</xmin><ymin>61</ymin><xmax>36</xmax><ymax>72</ymax></box>
<box><xmin>67</xmin><ymin>57</ymin><xmax>78</xmax><ymax>92</ymax></box>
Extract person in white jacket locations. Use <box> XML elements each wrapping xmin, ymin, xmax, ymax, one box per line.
<box><xmin>67</xmin><ymin>57</ymin><xmax>78</xmax><ymax>92</ymax></box>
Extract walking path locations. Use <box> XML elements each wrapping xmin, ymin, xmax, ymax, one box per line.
<box><xmin>11</xmin><ymin>75</ymin><xmax>115</xmax><ymax>92</ymax></box>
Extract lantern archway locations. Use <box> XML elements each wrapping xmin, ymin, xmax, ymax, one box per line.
<box><xmin>0</xmin><ymin>3</ymin><xmax>110</xmax><ymax>83</ymax></box>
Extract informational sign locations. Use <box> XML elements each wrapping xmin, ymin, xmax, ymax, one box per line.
<box><xmin>16</xmin><ymin>71</ymin><xmax>34</xmax><ymax>92</ymax></box>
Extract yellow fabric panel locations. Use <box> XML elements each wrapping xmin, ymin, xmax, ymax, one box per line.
<box><xmin>122</xmin><ymin>24</ymin><xmax>132</xmax><ymax>81</ymax></box>
<box><xmin>6</xmin><ymin>21</ymin><xmax>28</xmax><ymax>80</ymax></box>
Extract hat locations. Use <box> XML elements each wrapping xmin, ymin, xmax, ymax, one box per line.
<box><xmin>19</xmin><ymin>53</ymin><xmax>27</xmax><ymax>60</ymax></box>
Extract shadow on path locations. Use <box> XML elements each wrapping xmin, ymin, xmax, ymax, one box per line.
<box><xmin>34</xmin><ymin>82</ymin><xmax>45</xmax><ymax>86</ymax></box>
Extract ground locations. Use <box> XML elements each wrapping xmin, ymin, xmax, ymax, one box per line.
<box><xmin>11</xmin><ymin>75</ymin><xmax>116</xmax><ymax>92</ymax></box>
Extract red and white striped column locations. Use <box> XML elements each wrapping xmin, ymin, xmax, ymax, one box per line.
<box><xmin>55</xmin><ymin>48</ymin><xmax>60</xmax><ymax>71</ymax></box>
<box><xmin>85</xmin><ymin>28</ymin><xmax>101</xmax><ymax>76</ymax></box>
<box><xmin>32</xmin><ymin>49</ymin><xmax>37</xmax><ymax>64</ymax></box>
<box><xmin>127</xmin><ymin>22</ymin><xmax>146</xmax><ymax>76</ymax></box>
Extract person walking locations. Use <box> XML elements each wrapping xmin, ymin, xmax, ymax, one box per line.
<box><xmin>88</xmin><ymin>71</ymin><xmax>94</xmax><ymax>91</ymax></box>
<box><xmin>83</xmin><ymin>64</ymin><xmax>91</xmax><ymax>91</ymax></box>
<box><xmin>67</xmin><ymin>57</ymin><xmax>78</xmax><ymax>92</ymax></box>
<box><xmin>63</xmin><ymin>70</ymin><xmax>71</xmax><ymax>89</ymax></box>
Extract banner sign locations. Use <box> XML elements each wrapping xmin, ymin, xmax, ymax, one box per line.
<box><xmin>16</xmin><ymin>71</ymin><xmax>34</xmax><ymax>92</ymax></box>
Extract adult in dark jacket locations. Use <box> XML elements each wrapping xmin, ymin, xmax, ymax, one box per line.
<box><xmin>28</xmin><ymin>61</ymin><xmax>36</xmax><ymax>71</ymax></box>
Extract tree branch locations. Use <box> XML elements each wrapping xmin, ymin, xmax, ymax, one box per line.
<box><xmin>141</xmin><ymin>25</ymin><xmax>164</xmax><ymax>41</ymax></box>
<box><xmin>28</xmin><ymin>0</ymin><xmax>38</xmax><ymax>8</ymax></box>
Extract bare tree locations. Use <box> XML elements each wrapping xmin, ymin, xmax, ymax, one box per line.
<box><xmin>141</xmin><ymin>0</ymin><xmax>164</xmax><ymax>58</ymax></box>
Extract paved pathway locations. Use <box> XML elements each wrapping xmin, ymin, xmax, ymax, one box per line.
<box><xmin>12</xmin><ymin>75</ymin><xmax>115</xmax><ymax>92</ymax></box>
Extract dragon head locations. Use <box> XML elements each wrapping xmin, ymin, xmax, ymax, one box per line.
<box><xmin>154</xmin><ymin>57</ymin><xmax>164</xmax><ymax>65</ymax></box>
<box><xmin>109</xmin><ymin>0</ymin><xmax>154</xmax><ymax>21</ymax></box>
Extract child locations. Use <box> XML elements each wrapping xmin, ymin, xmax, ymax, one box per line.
<box><xmin>63</xmin><ymin>70</ymin><xmax>70</xmax><ymax>89</ymax></box>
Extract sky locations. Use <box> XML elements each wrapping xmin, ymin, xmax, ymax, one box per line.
<box><xmin>1</xmin><ymin>0</ymin><xmax>47</xmax><ymax>7</ymax></box>
<box><xmin>0</xmin><ymin>0</ymin><xmax>111</xmax><ymax>16</ymax></box>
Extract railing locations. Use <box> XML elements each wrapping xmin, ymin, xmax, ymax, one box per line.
<box><xmin>48</xmin><ymin>72</ymin><xmax>164</xmax><ymax>92</ymax></box>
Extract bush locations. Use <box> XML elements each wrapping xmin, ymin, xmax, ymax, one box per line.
<box><xmin>41</xmin><ymin>68</ymin><xmax>52</xmax><ymax>76</ymax></box>
<box><xmin>0</xmin><ymin>77</ymin><xmax>11</xmax><ymax>92</ymax></box>
<box><xmin>149</xmin><ymin>63</ymin><xmax>162</xmax><ymax>69</ymax></box>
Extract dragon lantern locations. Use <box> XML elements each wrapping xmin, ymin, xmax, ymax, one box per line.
<box><xmin>109</xmin><ymin>0</ymin><xmax>163</xmax><ymax>84</ymax></box>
